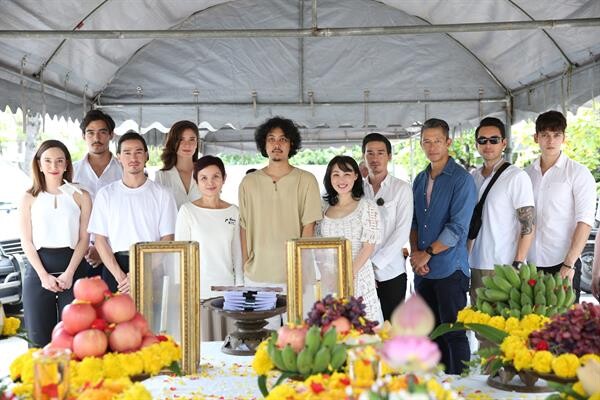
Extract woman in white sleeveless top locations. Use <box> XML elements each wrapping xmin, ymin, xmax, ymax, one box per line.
<box><xmin>19</xmin><ymin>140</ymin><xmax>92</xmax><ymax>346</ymax></box>
<box><xmin>175</xmin><ymin>156</ymin><xmax>243</xmax><ymax>341</ymax></box>
<box><xmin>155</xmin><ymin>120</ymin><xmax>202</xmax><ymax>209</ymax></box>
<box><xmin>316</xmin><ymin>155</ymin><xmax>384</xmax><ymax>324</ymax></box>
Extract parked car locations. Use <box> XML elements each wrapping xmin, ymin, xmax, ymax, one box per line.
<box><xmin>580</xmin><ymin>225</ymin><xmax>598</xmax><ymax>294</ymax></box>
<box><xmin>0</xmin><ymin>239</ymin><xmax>27</xmax><ymax>315</ymax></box>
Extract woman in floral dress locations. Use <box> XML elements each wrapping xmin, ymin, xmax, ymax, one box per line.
<box><xmin>317</xmin><ymin>155</ymin><xmax>383</xmax><ymax>324</ymax></box>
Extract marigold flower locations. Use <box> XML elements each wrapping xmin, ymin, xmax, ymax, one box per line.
<box><xmin>251</xmin><ymin>340</ymin><xmax>273</xmax><ymax>376</ymax></box>
<box><xmin>551</xmin><ymin>354</ymin><xmax>580</xmax><ymax>378</ymax></box>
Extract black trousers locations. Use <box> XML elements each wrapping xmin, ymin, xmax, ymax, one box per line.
<box><xmin>84</xmin><ymin>260</ymin><xmax>103</xmax><ymax>278</ymax></box>
<box><xmin>415</xmin><ymin>270</ymin><xmax>470</xmax><ymax>375</ymax></box>
<box><xmin>537</xmin><ymin>259</ymin><xmax>582</xmax><ymax>303</ymax></box>
<box><xmin>376</xmin><ymin>273</ymin><xmax>407</xmax><ymax>321</ymax></box>
<box><xmin>22</xmin><ymin>247</ymin><xmax>86</xmax><ymax>347</ymax></box>
<box><xmin>102</xmin><ymin>252</ymin><xmax>129</xmax><ymax>293</ymax></box>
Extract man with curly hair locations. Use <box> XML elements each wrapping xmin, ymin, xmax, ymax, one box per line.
<box><xmin>239</xmin><ymin>117</ymin><xmax>322</xmax><ymax>291</ymax></box>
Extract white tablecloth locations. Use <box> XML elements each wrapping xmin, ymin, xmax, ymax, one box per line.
<box><xmin>142</xmin><ymin>342</ymin><xmax>554</xmax><ymax>400</ymax></box>
<box><xmin>0</xmin><ymin>338</ymin><xmax>554</xmax><ymax>399</ymax></box>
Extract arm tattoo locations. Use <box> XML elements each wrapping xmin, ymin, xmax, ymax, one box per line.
<box><xmin>517</xmin><ymin>206</ymin><xmax>535</xmax><ymax>236</ymax></box>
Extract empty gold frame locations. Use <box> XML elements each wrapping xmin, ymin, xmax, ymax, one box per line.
<box><xmin>286</xmin><ymin>237</ymin><xmax>353</xmax><ymax>323</ymax></box>
<box><xmin>130</xmin><ymin>241</ymin><xmax>200</xmax><ymax>375</ymax></box>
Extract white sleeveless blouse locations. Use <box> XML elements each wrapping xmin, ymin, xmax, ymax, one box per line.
<box><xmin>31</xmin><ymin>191</ymin><xmax>80</xmax><ymax>250</ymax></box>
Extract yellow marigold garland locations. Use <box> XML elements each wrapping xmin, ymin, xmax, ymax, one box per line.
<box><xmin>1</xmin><ymin>316</ymin><xmax>21</xmax><ymax>336</ymax></box>
<box><xmin>9</xmin><ymin>336</ymin><xmax>181</xmax><ymax>398</ymax></box>
<box><xmin>263</xmin><ymin>371</ymin><xmax>459</xmax><ymax>399</ymax></box>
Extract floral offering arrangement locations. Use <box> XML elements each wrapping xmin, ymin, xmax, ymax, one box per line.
<box><xmin>256</xmin><ymin>294</ymin><xmax>458</xmax><ymax>399</ymax></box>
<box><xmin>254</xmin><ymin>296</ymin><xmax>381</xmax><ymax>396</ymax></box>
<box><xmin>500</xmin><ymin>302</ymin><xmax>600</xmax><ymax>379</ymax></box>
<box><xmin>473</xmin><ymin>264</ymin><xmax>575</xmax><ymax>319</ymax></box>
<box><xmin>7</xmin><ymin>277</ymin><xmax>182</xmax><ymax>399</ymax></box>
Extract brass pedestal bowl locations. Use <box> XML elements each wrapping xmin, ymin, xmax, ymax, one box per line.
<box><xmin>205</xmin><ymin>295</ymin><xmax>286</xmax><ymax>356</ymax></box>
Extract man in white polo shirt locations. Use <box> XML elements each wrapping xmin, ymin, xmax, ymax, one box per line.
<box><xmin>73</xmin><ymin>110</ymin><xmax>122</xmax><ymax>276</ymax></box>
<box><xmin>525</xmin><ymin>110</ymin><xmax>596</xmax><ymax>302</ymax></box>
<box><xmin>88</xmin><ymin>131</ymin><xmax>177</xmax><ymax>293</ymax></box>
<box><xmin>362</xmin><ymin>133</ymin><xmax>413</xmax><ymax>321</ymax></box>
<box><xmin>468</xmin><ymin>117</ymin><xmax>535</xmax><ymax>305</ymax></box>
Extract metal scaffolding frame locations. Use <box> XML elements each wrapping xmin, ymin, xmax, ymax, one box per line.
<box><xmin>1</xmin><ymin>18</ymin><xmax>599</xmax><ymax>40</ymax></box>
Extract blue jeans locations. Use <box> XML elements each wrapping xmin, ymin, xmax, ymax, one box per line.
<box><xmin>415</xmin><ymin>270</ymin><xmax>470</xmax><ymax>375</ymax></box>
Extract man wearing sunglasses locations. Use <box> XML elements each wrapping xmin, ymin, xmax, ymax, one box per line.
<box><xmin>362</xmin><ymin>133</ymin><xmax>413</xmax><ymax>321</ymax></box>
<box><xmin>468</xmin><ymin>117</ymin><xmax>535</xmax><ymax>306</ymax></box>
<box><xmin>525</xmin><ymin>111</ymin><xmax>596</xmax><ymax>303</ymax></box>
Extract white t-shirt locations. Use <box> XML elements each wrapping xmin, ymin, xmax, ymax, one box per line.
<box><xmin>363</xmin><ymin>174</ymin><xmax>413</xmax><ymax>281</ymax></box>
<box><xmin>154</xmin><ymin>167</ymin><xmax>201</xmax><ymax>209</ymax></box>
<box><xmin>175</xmin><ymin>203</ymin><xmax>243</xmax><ymax>299</ymax></box>
<box><xmin>88</xmin><ymin>179</ymin><xmax>177</xmax><ymax>252</ymax></box>
<box><xmin>525</xmin><ymin>153</ymin><xmax>597</xmax><ymax>266</ymax></box>
<box><xmin>469</xmin><ymin>164</ymin><xmax>534</xmax><ymax>270</ymax></box>
<box><xmin>73</xmin><ymin>155</ymin><xmax>122</xmax><ymax>200</ymax></box>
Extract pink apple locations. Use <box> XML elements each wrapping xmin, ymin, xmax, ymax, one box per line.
<box><xmin>50</xmin><ymin>327</ymin><xmax>74</xmax><ymax>351</ymax></box>
<box><xmin>276</xmin><ymin>325</ymin><xmax>308</xmax><ymax>352</ymax></box>
<box><xmin>101</xmin><ymin>294</ymin><xmax>136</xmax><ymax>324</ymax></box>
<box><xmin>73</xmin><ymin>277</ymin><xmax>110</xmax><ymax>305</ymax></box>
<box><xmin>141</xmin><ymin>335</ymin><xmax>159</xmax><ymax>348</ymax></box>
<box><xmin>72</xmin><ymin>329</ymin><xmax>108</xmax><ymax>359</ymax></box>
<box><xmin>129</xmin><ymin>312</ymin><xmax>150</xmax><ymax>336</ymax></box>
<box><xmin>109</xmin><ymin>321</ymin><xmax>142</xmax><ymax>353</ymax></box>
<box><xmin>61</xmin><ymin>302</ymin><xmax>97</xmax><ymax>335</ymax></box>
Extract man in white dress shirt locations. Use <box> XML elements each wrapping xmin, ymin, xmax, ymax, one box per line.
<box><xmin>88</xmin><ymin>131</ymin><xmax>177</xmax><ymax>293</ymax></box>
<box><xmin>361</xmin><ymin>133</ymin><xmax>413</xmax><ymax>321</ymax></box>
<box><xmin>525</xmin><ymin>110</ymin><xmax>596</xmax><ymax>302</ymax></box>
<box><xmin>73</xmin><ymin>110</ymin><xmax>122</xmax><ymax>276</ymax></box>
<box><xmin>468</xmin><ymin>117</ymin><xmax>535</xmax><ymax>305</ymax></box>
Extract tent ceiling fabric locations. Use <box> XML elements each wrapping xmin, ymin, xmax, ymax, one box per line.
<box><xmin>0</xmin><ymin>0</ymin><xmax>599</xmax><ymax>153</ymax></box>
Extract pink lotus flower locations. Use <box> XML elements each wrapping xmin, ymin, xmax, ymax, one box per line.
<box><xmin>390</xmin><ymin>294</ymin><xmax>435</xmax><ymax>337</ymax></box>
<box><xmin>380</xmin><ymin>336</ymin><xmax>441</xmax><ymax>372</ymax></box>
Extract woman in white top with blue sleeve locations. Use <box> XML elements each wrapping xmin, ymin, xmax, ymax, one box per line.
<box><xmin>175</xmin><ymin>156</ymin><xmax>243</xmax><ymax>341</ymax></box>
<box><xmin>19</xmin><ymin>140</ymin><xmax>92</xmax><ymax>347</ymax></box>
<box><xmin>154</xmin><ymin>120</ymin><xmax>201</xmax><ymax>209</ymax></box>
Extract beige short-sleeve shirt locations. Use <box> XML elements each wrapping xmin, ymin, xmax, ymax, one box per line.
<box><xmin>239</xmin><ymin>167</ymin><xmax>323</xmax><ymax>283</ymax></box>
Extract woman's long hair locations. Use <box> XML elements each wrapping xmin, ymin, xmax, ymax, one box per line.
<box><xmin>323</xmin><ymin>155</ymin><xmax>364</xmax><ymax>206</ymax></box>
<box><xmin>160</xmin><ymin>120</ymin><xmax>200</xmax><ymax>171</ymax></box>
<box><xmin>28</xmin><ymin>140</ymin><xmax>73</xmax><ymax>197</ymax></box>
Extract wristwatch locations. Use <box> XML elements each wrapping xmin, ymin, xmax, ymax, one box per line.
<box><xmin>425</xmin><ymin>246</ymin><xmax>435</xmax><ymax>256</ymax></box>
<box><xmin>512</xmin><ymin>261</ymin><xmax>522</xmax><ymax>269</ymax></box>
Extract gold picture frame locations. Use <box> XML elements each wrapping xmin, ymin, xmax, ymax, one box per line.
<box><xmin>130</xmin><ymin>241</ymin><xmax>200</xmax><ymax>375</ymax></box>
<box><xmin>286</xmin><ymin>237</ymin><xmax>353</xmax><ymax>323</ymax></box>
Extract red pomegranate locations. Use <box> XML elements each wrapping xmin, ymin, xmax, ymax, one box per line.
<box><xmin>101</xmin><ymin>293</ymin><xmax>136</xmax><ymax>324</ymax></box>
<box><xmin>62</xmin><ymin>302</ymin><xmax>97</xmax><ymax>335</ymax></box>
<box><xmin>73</xmin><ymin>277</ymin><xmax>110</xmax><ymax>305</ymax></box>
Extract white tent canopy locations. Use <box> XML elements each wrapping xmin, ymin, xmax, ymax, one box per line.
<box><xmin>1</xmin><ymin>0</ymin><xmax>599</xmax><ymax>153</ymax></box>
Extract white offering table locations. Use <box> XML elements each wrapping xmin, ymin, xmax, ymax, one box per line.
<box><xmin>0</xmin><ymin>338</ymin><xmax>554</xmax><ymax>399</ymax></box>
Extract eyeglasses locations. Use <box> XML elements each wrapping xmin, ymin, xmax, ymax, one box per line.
<box><xmin>476</xmin><ymin>136</ymin><xmax>503</xmax><ymax>145</ymax></box>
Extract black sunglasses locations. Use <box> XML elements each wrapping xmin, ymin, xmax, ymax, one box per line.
<box><xmin>476</xmin><ymin>136</ymin><xmax>503</xmax><ymax>145</ymax></box>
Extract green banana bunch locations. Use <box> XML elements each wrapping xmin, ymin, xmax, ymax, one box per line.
<box><xmin>267</xmin><ymin>325</ymin><xmax>348</xmax><ymax>377</ymax></box>
<box><xmin>282</xmin><ymin>344</ymin><xmax>298</xmax><ymax>372</ymax></box>
<box><xmin>474</xmin><ymin>263</ymin><xmax>576</xmax><ymax>318</ymax></box>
